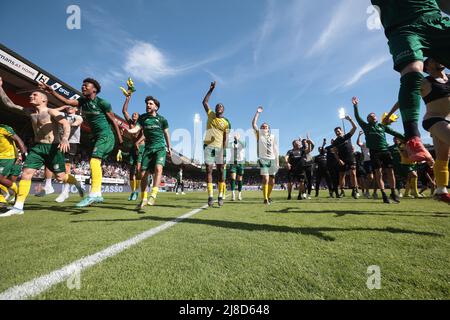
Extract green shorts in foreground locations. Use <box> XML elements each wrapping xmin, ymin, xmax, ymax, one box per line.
<box><xmin>204</xmin><ymin>145</ymin><xmax>226</xmax><ymax>166</ymax></box>
<box><xmin>0</xmin><ymin>159</ymin><xmax>15</xmax><ymax>176</ymax></box>
<box><xmin>387</xmin><ymin>14</ymin><xmax>450</xmax><ymax>71</ymax></box>
<box><xmin>10</xmin><ymin>163</ymin><xmax>22</xmax><ymax>177</ymax></box>
<box><xmin>141</xmin><ymin>148</ymin><xmax>167</xmax><ymax>172</ymax></box>
<box><xmin>24</xmin><ymin>144</ymin><xmax>66</xmax><ymax>174</ymax></box>
<box><xmin>258</xmin><ymin>159</ymin><xmax>278</xmax><ymax>176</ymax></box>
<box><xmin>92</xmin><ymin>134</ymin><xmax>116</xmax><ymax>160</ymax></box>
<box><xmin>229</xmin><ymin>163</ymin><xmax>245</xmax><ymax>176</ymax></box>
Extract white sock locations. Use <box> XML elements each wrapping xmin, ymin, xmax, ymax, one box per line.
<box><xmin>45</xmin><ymin>178</ymin><xmax>53</xmax><ymax>189</ymax></box>
<box><xmin>435</xmin><ymin>187</ymin><xmax>448</xmax><ymax>195</ymax></box>
<box><xmin>63</xmin><ymin>183</ymin><xmax>70</xmax><ymax>194</ymax></box>
<box><xmin>14</xmin><ymin>202</ymin><xmax>24</xmax><ymax>210</ymax></box>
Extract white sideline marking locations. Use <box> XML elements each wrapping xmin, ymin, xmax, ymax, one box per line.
<box><xmin>0</xmin><ymin>205</ymin><xmax>208</xmax><ymax>300</ymax></box>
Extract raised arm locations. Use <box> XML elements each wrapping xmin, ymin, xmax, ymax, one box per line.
<box><xmin>345</xmin><ymin>115</ymin><xmax>357</xmax><ymax>137</ymax></box>
<box><xmin>382</xmin><ymin>101</ymin><xmax>399</xmax><ymax>125</ymax></box>
<box><xmin>252</xmin><ymin>107</ymin><xmax>263</xmax><ymax>132</ymax></box>
<box><xmin>105</xmin><ymin>111</ymin><xmax>124</xmax><ymax>145</ymax></box>
<box><xmin>202</xmin><ymin>81</ymin><xmax>216</xmax><ymax>114</ymax></box>
<box><xmin>122</xmin><ymin>94</ymin><xmax>132</xmax><ymax>124</ymax></box>
<box><xmin>0</xmin><ymin>77</ymin><xmax>29</xmax><ymax>115</ymax></box>
<box><xmin>384</xmin><ymin>125</ymin><xmax>405</xmax><ymax>141</ymax></box>
<box><xmin>357</xmin><ymin>130</ymin><xmax>364</xmax><ymax>147</ymax></box>
<box><xmin>306</xmin><ymin>133</ymin><xmax>315</xmax><ymax>152</ymax></box>
<box><xmin>38</xmin><ymin>81</ymin><xmax>79</xmax><ymax>107</ymax></box>
<box><xmin>352</xmin><ymin>96</ymin><xmax>368</xmax><ymax>130</ymax></box>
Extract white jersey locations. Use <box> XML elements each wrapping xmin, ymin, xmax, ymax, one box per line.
<box><xmin>229</xmin><ymin>140</ymin><xmax>246</xmax><ymax>163</ymax></box>
<box><xmin>255</xmin><ymin>130</ymin><xmax>277</xmax><ymax>160</ymax></box>
<box><xmin>60</xmin><ymin>112</ymin><xmax>83</xmax><ymax>144</ymax></box>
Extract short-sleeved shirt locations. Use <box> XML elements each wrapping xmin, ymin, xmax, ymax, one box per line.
<box><xmin>59</xmin><ymin>113</ymin><xmax>83</xmax><ymax>144</ymax></box>
<box><xmin>255</xmin><ymin>130</ymin><xmax>276</xmax><ymax>160</ymax></box>
<box><xmin>0</xmin><ymin>125</ymin><xmax>17</xmax><ymax>160</ymax></box>
<box><xmin>204</xmin><ymin>110</ymin><xmax>231</xmax><ymax>149</ymax></box>
<box><xmin>78</xmin><ymin>96</ymin><xmax>114</xmax><ymax>137</ymax></box>
<box><xmin>229</xmin><ymin>140</ymin><xmax>246</xmax><ymax>164</ymax></box>
<box><xmin>332</xmin><ymin>133</ymin><xmax>354</xmax><ymax>160</ymax></box>
<box><xmin>286</xmin><ymin>149</ymin><xmax>304</xmax><ymax>169</ymax></box>
<box><xmin>136</xmin><ymin>113</ymin><xmax>169</xmax><ymax>151</ymax></box>
<box><xmin>371</xmin><ymin>0</ymin><xmax>442</xmax><ymax>36</ymax></box>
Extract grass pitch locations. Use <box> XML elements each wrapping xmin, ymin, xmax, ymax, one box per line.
<box><xmin>0</xmin><ymin>191</ymin><xmax>449</xmax><ymax>300</ymax></box>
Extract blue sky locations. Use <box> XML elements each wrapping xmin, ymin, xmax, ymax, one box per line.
<box><xmin>0</xmin><ymin>0</ymin><xmax>441</xmax><ymax>159</ymax></box>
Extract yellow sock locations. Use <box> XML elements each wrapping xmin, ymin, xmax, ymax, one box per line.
<box><xmin>263</xmin><ymin>184</ymin><xmax>269</xmax><ymax>200</ymax></box>
<box><xmin>141</xmin><ymin>191</ymin><xmax>148</xmax><ymax>201</ymax></box>
<box><xmin>207</xmin><ymin>183</ymin><xmax>214</xmax><ymax>198</ymax></box>
<box><xmin>11</xmin><ymin>182</ymin><xmax>18</xmax><ymax>194</ymax></box>
<box><xmin>64</xmin><ymin>174</ymin><xmax>78</xmax><ymax>185</ymax></box>
<box><xmin>0</xmin><ymin>194</ymin><xmax>6</xmax><ymax>203</ymax></box>
<box><xmin>150</xmin><ymin>187</ymin><xmax>159</xmax><ymax>198</ymax></box>
<box><xmin>136</xmin><ymin>180</ymin><xmax>141</xmax><ymax>192</ymax></box>
<box><xmin>90</xmin><ymin>158</ymin><xmax>102</xmax><ymax>195</ymax></box>
<box><xmin>0</xmin><ymin>184</ymin><xmax>8</xmax><ymax>196</ymax></box>
<box><xmin>434</xmin><ymin>160</ymin><xmax>449</xmax><ymax>189</ymax></box>
<box><xmin>219</xmin><ymin>182</ymin><xmax>226</xmax><ymax>197</ymax></box>
<box><xmin>14</xmin><ymin>179</ymin><xmax>32</xmax><ymax>209</ymax></box>
<box><xmin>268</xmin><ymin>184</ymin><xmax>274</xmax><ymax>198</ymax></box>
<box><xmin>411</xmin><ymin>176</ymin><xmax>419</xmax><ymax>196</ymax></box>
<box><xmin>130</xmin><ymin>179</ymin><xmax>136</xmax><ymax>192</ymax></box>
<box><xmin>404</xmin><ymin>180</ymin><xmax>411</xmax><ymax>196</ymax></box>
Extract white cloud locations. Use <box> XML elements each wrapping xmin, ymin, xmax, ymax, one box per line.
<box><xmin>342</xmin><ymin>55</ymin><xmax>390</xmax><ymax>88</ymax></box>
<box><xmin>123</xmin><ymin>42</ymin><xmax>178</xmax><ymax>85</ymax></box>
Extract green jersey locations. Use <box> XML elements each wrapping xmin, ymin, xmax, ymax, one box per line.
<box><xmin>78</xmin><ymin>97</ymin><xmax>114</xmax><ymax>137</ymax></box>
<box><xmin>354</xmin><ymin>105</ymin><xmax>404</xmax><ymax>151</ymax></box>
<box><xmin>137</xmin><ymin>113</ymin><xmax>169</xmax><ymax>151</ymax></box>
<box><xmin>371</xmin><ymin>0</ymin><xmax>442</xmax><ymax>36</ymax></box>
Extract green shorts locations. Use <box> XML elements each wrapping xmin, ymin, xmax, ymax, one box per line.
<box><xmin>258</xmin><ymin>159</ymin><xmax>278</xmax><ymax>176</ymax></box>
<box><xmin>229</xmin><ymin>163</ymin><xmax>245</xmax><ymax>176</ymax></box>
<box><xmin>0</xmin><ymin>159</ymin><xmax>15</xmax><ymax>176</ymax></box>
<box><xmin>204</xmin><ymin>145</ymin><xmax>226</xmax><ymax>166</ymax></box>
<box><xmin>387</xmin><ymin>14</ymin><xmax>450</xmax><ymax>71</ymax></box>
<box><xmin>141</xmin><ymin>148</ymin><xmax>167</xmax><ymax>172</ymax></box>
<box><xmin>24</xmin><ymin>144</ymin><xmax>66</xmax><ymax>174</ymax></box>
<box><xmin>10</xmin><ymin>163</ymin><xmax>22</xmax><ymax>177</ymax></box>
<box><xmin>399</xmin><ymin>163</ymin><xmax>417</xmax><ymax>178</ymax></box>
<box><xmin>92</xmin><ymin>134</ymin><xmax>115</xmax><ymax>160</ymax></box>
<box><xmin>129</xmin><ymin>144</ymin><xmax>145</xmax><ymax>166</ymax></box>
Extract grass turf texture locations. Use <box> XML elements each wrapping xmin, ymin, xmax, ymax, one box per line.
<box><xmin>0</xmin><ymin>191</ymin><xmax>448</xmax><ymax>300</ymax></box>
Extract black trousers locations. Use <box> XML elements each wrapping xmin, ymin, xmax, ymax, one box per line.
<box><xmin>315</xmin><ymin>168</ymin><xmax>333</xmax><ymax>195</ymax></box>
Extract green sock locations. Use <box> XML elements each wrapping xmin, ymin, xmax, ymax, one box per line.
<box><xmin>238</xmin><ymin>181</ymin><xmax>243</xmax><ymax>192</ymax></box>
<box><xmin>399</xmin><ymin>72</ymin><xmax>424</xmax><ymax>139</ymax></box>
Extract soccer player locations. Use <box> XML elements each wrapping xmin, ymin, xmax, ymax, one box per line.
<box><xmin>39</xmin><ymin>78</ymin><xmax>123</xmax><ymax>207</ymax></box>
<box><xmin>252</xmin><ymin>106</ymin><xmax>279</xmax><ymax>205</ymax></box>
<box><xmin>0</xmin><ymin>124</ymin><xmax>27</xmax><ymax>208</ymax></box>
<box><xmin>371</xmin><ymin>0</ymin><xmax>449</xmax><ymax>163</ymax></box>
<box><xmin>356</xmin><ymin>131</ymin><xmax>376</xmax><ymax>198</ymax></box>
<box><xmin>314</xmin><ymin>139</ymin><xmax>334</xmax><ymax>198</ymax></box>
<box><xmin>175</xmin><ymin>166</ymin><xmax>185</xmax><ymax>195</ymax></box>
<box><xmin>122</xmin><ymin>92</ymin><xmax>145</xmax><ymax>201</ymax></box>
<box><xmin>53</xmin><ymin>105</ymin><xmax>84</xmax><ymax>203</ymax></box>
<box><xmin>353</xmin><ymin>97</ymin><xmax>404</xmax><ymax>204</ymax></box>
<box><xmin>126</xmin><ymin>96</ymin><xmax>172</xmax><ymax>210</ymax></box>
<box><xmin>285</xmin><ymin>140</ymin><xmax>305</xmax><ymax>200</ymax></box>
<box><xmin>329</xmin><ymin>115</ymin><xmax>359</xmax><ymax>199</ymax></box>
<box><xmin>202</xmin><ymin>81</ymin><xmax>231</xmax><ymax>207</ymax></box>
<box><xmin>325</xmin><ymin>142</ymin><xmax>340</xmax><ymax>198</ymax></box>
<box><xmin>385</xmin><ymin>57</ymin><xmax>449</xmax><ymax>202</ymax></box>
<box><xmin>228</xmin><ymin>133</ymin><xmax>246</xmax><ymax>201</ymax></box>
<box><xmin>394</xmin><ymin>137</ymin><xmax>420</xmax><ymax>198</ymax></box>
<box><xmin>301</xmin><ymin>137</ymin><xmax>315</xmax><ymax>199</ymax></box>
<box><xmin>0</xmin><ymin>78</ymin><xmax>84</xmax><ymax>217</ymax></box>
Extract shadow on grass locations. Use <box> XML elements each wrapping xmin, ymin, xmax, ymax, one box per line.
<box><xmin>70</xmin><ymin>214</ymin><xmax>442</xmax><ymax>242</ymax></box>
<box><xmin>25</xmin><ymin>205</ymin><xmax>89</xmax><ymax>215</ymax></box>
<box><xmin>267</xmin><ymin>207</ymin><xmax>450</xmax><ymax>218</ymax></box>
